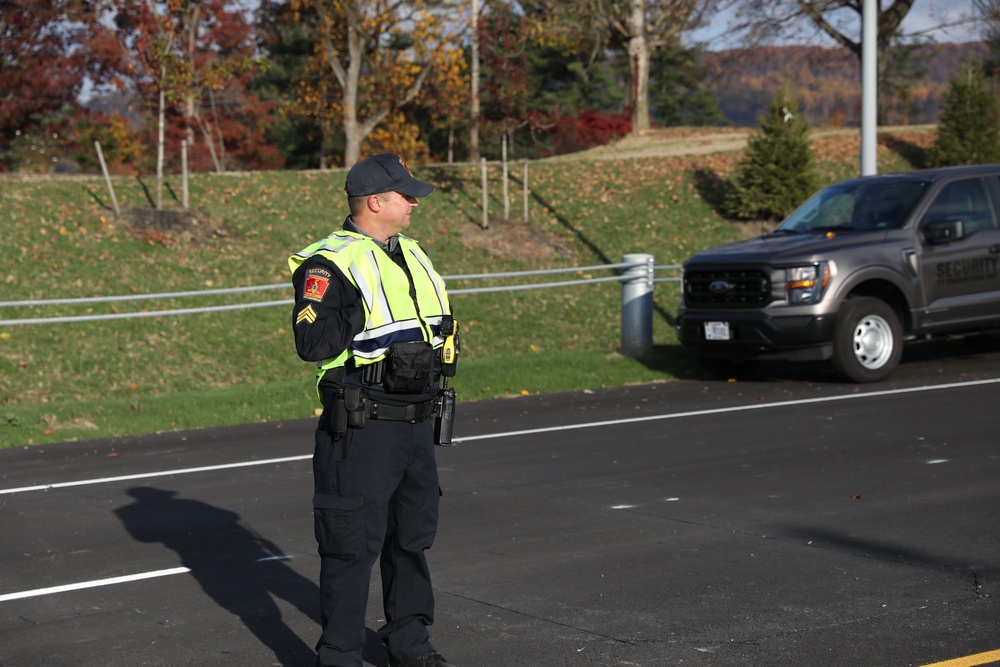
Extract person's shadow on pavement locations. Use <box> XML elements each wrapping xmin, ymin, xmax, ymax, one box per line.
<box><xmin>115</xmin><ymin>487</ymin><xmax>391</xmax><ymax>666</ymax></box>
<box><xmin>115</xmin><ymin>487</ymin><xmax>323</xmax><ymax>665</ymax></box>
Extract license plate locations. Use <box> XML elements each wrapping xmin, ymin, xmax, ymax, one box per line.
<box><xmin>704</xmin><ymin>321</ymin><xmax>731</xmax><ymax>341</ymax></box>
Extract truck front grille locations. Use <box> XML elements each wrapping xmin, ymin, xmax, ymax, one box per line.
<box><xmin>684</xmin><ymin>268</ymin><xmax>771</xmax><ymax>306</ymax></box>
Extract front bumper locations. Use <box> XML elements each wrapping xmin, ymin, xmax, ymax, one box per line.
<box><xmin>676</xmin><ymin>310</ymin><xmax>837</xmax><ymax>362</ymax></box>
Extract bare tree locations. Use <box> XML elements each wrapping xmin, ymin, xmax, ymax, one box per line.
<box><xmin>725</xmin><ymin>1</ymin><xmax>920</xmax><ymax>123</ymax></box>
<box><xmin>975</xmin><ymin>0</ymin><xmax>1000</xmax><ymax>23</ymax></box>
<box><xmin>974</xmin><ymin>0</ymin><xmax>1000</xmax><ymax>81</ymax></box>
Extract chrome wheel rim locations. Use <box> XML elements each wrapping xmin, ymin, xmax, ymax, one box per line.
<box><xmin>852</xmin><ymin>314</ymin><xmax>894</xmax><ymax>370</ymax></box>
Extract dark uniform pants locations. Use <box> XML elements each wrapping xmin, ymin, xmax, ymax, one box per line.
<box><xmin>313</xmin><ymin>408</ymin><xmax>440</xmax><ymax>667</ymax></box>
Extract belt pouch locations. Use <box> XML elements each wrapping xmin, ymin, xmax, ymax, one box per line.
<box><xmin>383</xmin><ymin>341</ymin><xmax>434</xmax><ymax>393</ymax></box>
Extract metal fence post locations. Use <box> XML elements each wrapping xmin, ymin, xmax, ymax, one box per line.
<box><xmin>621</xmin><ymin>253</ymin><xmax>654</xmax><ymax>356</ymax></box>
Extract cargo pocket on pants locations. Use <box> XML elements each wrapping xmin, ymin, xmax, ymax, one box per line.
<box><xmin>313</xmin><ymin>492</ymin><xmax>365</xmax><ymax>559</ymax></box>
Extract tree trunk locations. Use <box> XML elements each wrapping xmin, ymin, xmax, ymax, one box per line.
<box><xmin>342</xmin><ymin>2</ymin><xmax>365</xmax><ymax>167</ymax></box>
<box><xmin>876</xmin><ymin>42</ymin><xmax>891</xmax><ymax>125</ymax></box>
<box><xmin>627</xmin><ymin>0</ymin><xmax>650</xmax><ymax>135</ymax></box>
<box><xmin>470</xmin><ymin>0</ymin><xmax>481</xmax><ymax>162</ymax></box>
<box><xmin>344</xmin><ymin>112</ymin><xmax>361</xmax><ymax>168</ymax></box>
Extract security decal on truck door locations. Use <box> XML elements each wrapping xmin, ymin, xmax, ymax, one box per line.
<box><xmin>935</xmin><ymin>257</ymin><xmax>1000</xmax><ymax>285</ymax></box>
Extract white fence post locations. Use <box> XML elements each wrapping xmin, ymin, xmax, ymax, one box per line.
<box><xmin>502</xmin><ymin>134</ymin><xmax>509</xmax><ymax>222</ymax></box>
<box><xmin>621</xmin><ymin>253</ymin><xmax>654</xmax><ymax>356</ymax></box>
<box><xmin>480</xmin><ymin>157</ymin><xmax>489</xmax><ymax>229</ymax></box>
<box><xmin>94</xmin><ymin>141</ymin><xmax>120</xmax><ymax>216</ymax></box>
<box><xmin>522</xmin><ymin>160</ymin><xmax>529</xmax><ymax>223</ymax></box>
<box><xmin>181</xmin><ymin>139</ymin><xmax>189</xmax><ymax>209</ymax></box>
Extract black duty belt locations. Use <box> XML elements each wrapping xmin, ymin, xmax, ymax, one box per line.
<box><xmin>367</xmin><ymin>398</ymin><xmax>436</xmax><ymax>423</ymax></box>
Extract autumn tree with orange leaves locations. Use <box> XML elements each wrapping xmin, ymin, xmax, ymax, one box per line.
<box><xmin>289</xmin><ymin>0</ymin><xmax>463</xmax><ymax>168</ymax></box>
<box><xmin>411</xmin><ymin>34</ymin><xmax>469</xmax><ymax>163</ymax></box>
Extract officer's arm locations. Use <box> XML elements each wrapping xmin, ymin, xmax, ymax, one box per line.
<box><xmin>291</xmin><ymin>257</ymin><xmax>365</xmax><ymax>362</ymax></box>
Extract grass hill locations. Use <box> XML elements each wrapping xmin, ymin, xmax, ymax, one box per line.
<box><xmin>0</xmin><ymin>125</ymin><xmax>937</xmax><ymax>447</ymax></box>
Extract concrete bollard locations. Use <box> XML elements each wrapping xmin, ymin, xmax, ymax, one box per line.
<box><xmin>621</xmin><ymin>253</ymin><xmax>654</xmax><ymax>356</ymax></box>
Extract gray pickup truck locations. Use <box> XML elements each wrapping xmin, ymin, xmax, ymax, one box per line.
<box><xmin>676</xmin><ymin>163</ymin><xmax>1000</xmax><ymax>382</ymax></box>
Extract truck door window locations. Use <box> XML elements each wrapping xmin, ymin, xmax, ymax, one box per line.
<box><xmin>921</xmin><ymin>179</ymin><xmax>995</xmax><ymax>233</ymax></box>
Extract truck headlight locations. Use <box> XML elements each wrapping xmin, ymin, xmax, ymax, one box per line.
<box><xmin>785</xmin><ymin>262</ymin><xmax>831</xmax><ymax>304</ymax></box>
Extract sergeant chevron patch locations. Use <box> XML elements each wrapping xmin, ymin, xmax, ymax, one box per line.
<box><xmin>296</xmin><ymin>304</ymin><xmax>317</xmax><ymax>325</ymax></box>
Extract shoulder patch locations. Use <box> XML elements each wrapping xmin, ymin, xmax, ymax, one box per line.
<box><xmin>303</xmin><ymin>267</ymin><xmax>332</xmax><ymax>303</ymax></box>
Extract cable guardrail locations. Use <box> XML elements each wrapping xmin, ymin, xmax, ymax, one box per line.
<box><xmin>0</xmin><ymin>259</ymin><xmax>682</xmax><ymax>326</ymax></box>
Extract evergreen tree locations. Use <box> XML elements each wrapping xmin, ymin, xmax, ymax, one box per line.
<box><xmin>254</xmin><ymin>0</ymin><xmax>327</xmax><ymax>170</ymax></box>
<box><xmin>930</xmin><ymin>63</ymin><xmax>1000</xmax><ymax>167</ymax></box>
<box><xmin>649</xmin><ymin>44</ymin><xmax>726</xmax><ymax>127</ymax></box>
<box><xmin>528</xmin><ymin>45</ymin><xmax>624</xmax><ymax>118</ymax></box>
<box><xmin>725</xmin><ymin>89</ymin><xmax>818</xmax><ymax>221</ymax></box>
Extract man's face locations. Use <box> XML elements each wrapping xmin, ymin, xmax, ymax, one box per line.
<box><xmin>380</xmin><ymin>191</ymin><xmax>419</xmax><ymax>234</ymax></box>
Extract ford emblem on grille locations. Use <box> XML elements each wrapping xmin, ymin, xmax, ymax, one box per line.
<box><xmin>709</xmin><ymin>280</ymin><xmax>733</xmax><ymax>294</ymax></box>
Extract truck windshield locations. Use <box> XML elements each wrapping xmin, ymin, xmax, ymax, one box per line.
<box><xmin>776</xmin><ymin>180</ymin><xmax>928</xmax><ymax>233</ymax></box>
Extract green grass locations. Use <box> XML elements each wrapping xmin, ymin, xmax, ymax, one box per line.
<box><xmin>0</xmin><ymin>127</ymin><xmax>935</xmax><ymax>447</ymax></box>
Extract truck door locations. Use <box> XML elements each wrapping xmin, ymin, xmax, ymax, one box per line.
<box><xmin>918</xmin><ymin>177</ymin><xmax>1000</xmax><ymax>330</ymax></box>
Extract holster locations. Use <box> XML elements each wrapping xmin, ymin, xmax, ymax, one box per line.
<box><xmin>323</xmin><ymin>387</ymin><xmax>368</xmax><ymax>438</ymax></box>
<box><xmin>344</xmin><ymin>387</ymin><xmax>367</xmax><ymax>428</ymax></box>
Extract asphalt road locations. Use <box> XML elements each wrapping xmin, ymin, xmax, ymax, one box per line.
<box><xmin>2</xmin><ymin>345</ymin><xmax>999</xmax><ymax>667</ymax></box>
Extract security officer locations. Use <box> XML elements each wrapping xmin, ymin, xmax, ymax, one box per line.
<box><xmin>288</xmin><ymin>154</ymin><xmax>458</xmax><ymax>667</ymax></box>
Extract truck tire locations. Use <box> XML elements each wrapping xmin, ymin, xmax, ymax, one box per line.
<box><xmin>831</xmin><ymin>296</ymin><xmax>902</xmax><ymax>383</ymax></box>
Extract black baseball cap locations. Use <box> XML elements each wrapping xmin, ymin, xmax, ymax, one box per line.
<box><xmin>345</xmin><ymin>153</ymin><xmax>435</xmax><ymax>198</ymax></box>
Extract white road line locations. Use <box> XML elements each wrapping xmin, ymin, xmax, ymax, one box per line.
<box><xmin>454</xmin><ymin>377</ymin><xmax>1000</xmax><ymax>442</ymax></box>
<box><xmin>0</xmin><ymin>567</ymin><xmax>191</xmax><ymax>602</ymax></box>
<box><xmin>2</xmin><ymin>378</ymin><xmax>998</xmax><ymax>496</ymax></box>
<box><xmin>0</xmin><ymin>455</ymin><xmax>310</xmax><ymax>496</ymax></box>
<box><xmin>2</xmin><ymin>378</ymin><xmax>998</xmax><ymax>604</ymax></box>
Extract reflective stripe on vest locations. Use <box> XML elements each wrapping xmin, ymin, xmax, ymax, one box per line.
<box><xmin>289</xmin><ymin>231</ymin><xmax>451</xmax><ymax>378</ymax></box>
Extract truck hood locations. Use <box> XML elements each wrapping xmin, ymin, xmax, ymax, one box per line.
<box><xmin>685</xmin><ymin>231</ymin><xmax>886</xmax><ymax>265</ymax></box>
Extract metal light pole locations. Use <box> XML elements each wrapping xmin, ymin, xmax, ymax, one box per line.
<box><xmin>860</xmin><ymin>0</ymin><xmax>878</xmax><ymax>176</ymax></box>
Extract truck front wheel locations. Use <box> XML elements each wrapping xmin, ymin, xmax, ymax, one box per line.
<box><xmin>831</xmin><ymin>296</ymin><xmax>902</xmax><ymax>383</ymax></box>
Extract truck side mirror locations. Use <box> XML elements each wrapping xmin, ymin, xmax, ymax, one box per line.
<box><xmin>922</xmin><ymin>219</ymin><xmax>965</xmax><ymax>244</ymax></box>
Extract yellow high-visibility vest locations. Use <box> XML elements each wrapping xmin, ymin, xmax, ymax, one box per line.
<box><xmin>289</xmin><ymin>230</ymin><xmax>451</xmax><ymax>382</ymax></box>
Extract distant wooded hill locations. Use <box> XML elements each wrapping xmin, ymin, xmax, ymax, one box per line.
<box><xmin>701</xmin><ymin>41</ymin><xmax>991</xmax><ymax>127</ymax></box>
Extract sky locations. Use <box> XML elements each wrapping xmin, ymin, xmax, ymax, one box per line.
<box><xmin>687</xmin><ymin>0</ymin><xmax>985</xmax><ymax>50</ymax></box>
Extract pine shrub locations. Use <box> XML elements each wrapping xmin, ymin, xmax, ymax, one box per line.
<box><xmin>725</xmin><ymin>90</ymin><xmax>819</xmax><ymax>221</ymax></box>
<box><xmin>930</xmin><ymin>63</ymin><xmax>1000</xmax><ymax>167</ymax></box>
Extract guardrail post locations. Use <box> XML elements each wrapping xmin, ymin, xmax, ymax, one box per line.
<box><xmin>621</xmin><ymin>253</ymin><xmax>654</xmax><ymax>356</ymax></box>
